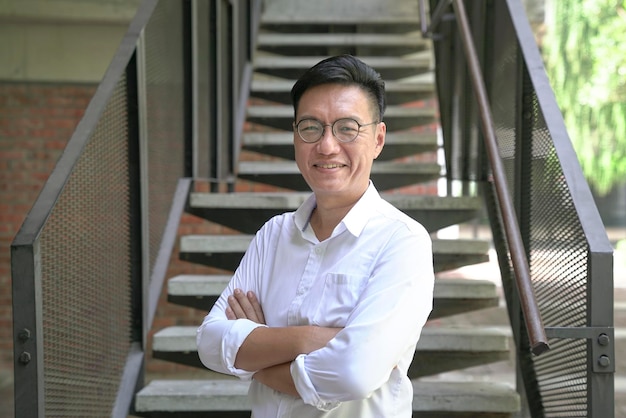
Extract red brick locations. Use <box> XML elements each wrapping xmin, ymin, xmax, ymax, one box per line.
<box><xmin>0</xmin><ymin>150</ymin><xmax>26</xmax><ymax>160</ymax></box>
<box><xmin>0</xmin><ymin>81</ymin><xmax>97</xmax><ymax>369</ymax></box>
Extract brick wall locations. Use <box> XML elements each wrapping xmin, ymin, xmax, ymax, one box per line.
<box><xmin>0</xmin><ymin>82</ymin><xmax>213</xmax><ymax>379</ymax></box>
<box><xmin>0</xmin><ymin>82</ymin><xmax>98</xmax><ymax>382</ymax></box>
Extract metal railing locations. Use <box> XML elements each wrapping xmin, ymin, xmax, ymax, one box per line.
<box><xmin>419</xmin><ymin>0</ymin><xmax>614</xmax><ymax>416</ymax></box>
<box><xmin>10</xmin><ymin>1</ymin><xmax>261</xmax><ymax>416</ymax></box>
<box><xmin>420</xmin><ymin>0</ymin><xmax>548</xmax><ymax>357</ymax></box>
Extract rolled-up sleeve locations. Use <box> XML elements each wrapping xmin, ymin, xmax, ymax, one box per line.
<box><xmin>196</xmin><ymin>226</ymin><xmax>267</xmax><ymax>380</ymax></box>
<box><xmin>197</xmin><ymin>314</ymin><xmax>266</xmax><ymax>380</ymax></box>
<box><xmin>291</xmin><ymin>354</ymin><xmax>341</xmax><ymax>411</ymax></box>
<box><xmin>290</xmin><ymin>225</ymin><xmax>434</xmax><ymax>406</ymax></box>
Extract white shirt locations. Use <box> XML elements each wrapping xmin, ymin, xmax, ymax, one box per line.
<box><xmin>197</xmin><ymin>183</ymin><xmax>434</xmax><ymax>417</ymax></box>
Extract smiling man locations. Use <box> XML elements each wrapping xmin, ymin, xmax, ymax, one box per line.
<box><xmin>196</xmin><ymin>55</ymin><xmax>435</xmax><ymax>417</ymax></box>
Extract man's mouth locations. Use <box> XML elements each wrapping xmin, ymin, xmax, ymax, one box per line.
<box><xmin>315</xmin><ymin>163</ymin><xmax>344</xmax><ymax>169</ymax></box>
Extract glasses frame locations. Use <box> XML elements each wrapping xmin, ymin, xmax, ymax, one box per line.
<box><xmin>294</xmin><ymin>118</ymin><xmax>379</xmax><ymax>143</ymax></box>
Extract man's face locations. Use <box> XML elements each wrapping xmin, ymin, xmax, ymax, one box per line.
<box><xmin>294</xmin><ymin>83</ymin><xmax>385</xmax><ymax>203</ymax></box>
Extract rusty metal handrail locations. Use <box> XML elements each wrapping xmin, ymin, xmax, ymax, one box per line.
<box><xmin>419</xmin><ymin>0</ymin><xmax>549</xmax><ymax>356</ymax></box>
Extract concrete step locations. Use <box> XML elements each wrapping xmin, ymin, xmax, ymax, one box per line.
<box><xmin>179</xmin><ymin>235</ymin><xmax>490</xmax><ymax>273</ymax></box>
<box><xmin>261</xmin><ymin>4</ymin><xmax>420</xmax><ymax>26</ymax></box>
<box><xmin>257</xmin><ymin>32</ymin><xmax>429</xmax><ymax>57</ymax></box>
<box><xmin>167</xmin><ymin>275</ymin><xmax>498</xmax><ymax>319</ymax></box>
<box><xmin>254</xmin><ymin>55</ymin><xmax>432</xmax><ymax>81</ymax></box>
<box><xmin>237</xmin><ymin>160</ymin><xmax>441</xmax><ymax>191</ymax></box>
<box><xmin>242</xmin><ymin>130</ymin><xmax>437</xmax><ymax>161</ymax></box>
<box><xmin>258</xmin><ymin>33</ymin><xmax>429</xmax><ymax>49</ymax></box>
<box><xmin>251</xmin><ymin>78</ymin><xmax>435</xmax><ymax>105</ymax></box>
<box><xmin>152</xmin><ymin>326</ymin><xmax>509</xmax><ymax>378</ymax></box>
<box><xmin>246</xmin><ymin>103</ymin><xmax>436</xmax><ymax>131</ymax></box>
<box><xmin>186</xmin><ymin>191</ymin><xmax>481</xmax><ymax>234</ymax></box>
<box><xmin>135</xmin><ymin>378</ymin><xmax>519</xmax><ymax>417</ymax></box>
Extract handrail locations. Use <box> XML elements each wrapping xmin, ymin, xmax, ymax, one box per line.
<box><xmin>419</xmin><ymin>0</ymin><xmax>549</xmax><ymax>356</ymax></box>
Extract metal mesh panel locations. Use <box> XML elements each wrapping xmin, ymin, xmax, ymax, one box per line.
<box><xmin>39</xmin><ymin>75</ymin><xmax>132</xmax><ymax>417</ymax></box>
<box><xmin>143</xmin><ymin>0</ymin><xmax>186</xmax><ymax>279</ymax></box>
<box><xmin>488</xmin><ymin>5</ymin><xmax>590</xmax><ymax>416</ymax></box>
<box><xmin>527</xmin><ymin>89</ymin><xmax>589</xmax><ymax>417</ymax></box>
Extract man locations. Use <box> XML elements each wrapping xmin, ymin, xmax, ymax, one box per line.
<box><xmin>197</xmin><ymin>54</ymin><xmax>434</xmax><ymax>417</ymax></box>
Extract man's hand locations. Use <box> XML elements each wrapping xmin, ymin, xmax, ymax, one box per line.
<box><xmin>227</xmin><ymin>288</ymin><xmax>341</xmax><ymax>372</ymax></box>
<box><xmin>226</xmin><ymin>288</ymin><xmax>266</xmax><ymax>324</ymax></box>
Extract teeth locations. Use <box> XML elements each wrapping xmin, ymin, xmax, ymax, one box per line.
<box><xmin>317</xmin><ymin>164</ymin><xmax>342</xmax><ymax>169</ymax></box>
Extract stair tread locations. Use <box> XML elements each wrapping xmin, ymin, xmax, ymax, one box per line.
<box><xmin>180</xmin><ymin>235</ymin><xmax>490</xmax><ymax>255</ymax></box>
<box><xmin>252</xmin><ymin>79</ymin><xmax>435</xmax><ymax>92</ymax></box>
<box><xmin>178</xmin><ymin>236</ymin><xmax>489</xmax><ymax>272</ymax></box>
<box><xmin>258</xmin><ymin>33</ymin><xmax>430</xmax><ymax>47</ymax></box>
<box><xmin>255</xmin><ymin>54</ymin><xmax>431</xmax><ymax>68</ymax></box>
<box><xmin>241</xmin><ymin>130</ymin><xmax>437</xmax><ymax>161</ymax></box>
<box><xmin>247</xmin><ymin>104</ymin><xmax>436</xmax><ymax>118</ymax></box>
<box><xmin>261</xmin><ymin>16</ymin><xmax>420</xmax><ymax>25</ymax></box>
<box><xmin>185</xmin><ymin>192</ymin><xmax>481</xmax><ymax>234</ymax></box>
<box><xmin>189</xmin><ymin>191</ymin><xmax>479</xmax><ymax>210</ymax></box>
<box><xmin>169</xmin><ymin>274</ymin><xmax>496</xmax><ymax>300</ymax></box>
<box><xmin>167</xmin><ymin>275</ymin><xmax>498</xmax><ymax>319</ymax></box>
<box><xmin>238</xmin><ymin>160</ymin><xmax>441</xmax><ymax>174</ymax></box>
<box><xmin>153</xmin><ymin>325</ymin><xmax>509</xmax><ymax>353</ymax></box>
<box><xmin>243</xmin><ymin>131</ymin><xmax>437</xmax><ymax>146</ymax></box>
<box><xmin>135</xmin><ymin>379</ymin><xmax>519</xmax><ymax>413</ymax></box>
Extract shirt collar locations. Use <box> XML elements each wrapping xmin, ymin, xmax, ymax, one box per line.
<box><xmin>293</xmin><ymin>182</ymin><xmax>381</xmax><ymax>238</ymax></box>
<box><xmin>294</xmin><ymin>193</ymin><xmax>318</xmax><ymax>232</ymax></box>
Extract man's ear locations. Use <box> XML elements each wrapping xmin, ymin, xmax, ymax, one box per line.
<box><xmin>373</xmin><ymin>122</ymin><xmax>386</xmax><ymax>159</ymax></box>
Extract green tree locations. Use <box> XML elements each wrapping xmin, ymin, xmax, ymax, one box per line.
<box><xmin>542</xmin><ymin>0</ymin><xmax>626</xmax><ymax>196</ymax></box>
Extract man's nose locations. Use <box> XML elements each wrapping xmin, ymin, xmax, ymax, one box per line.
<box><xmin>316</xmin><ymin>127</ymin><xmax>340</xmax><ymax>153</ymax></box>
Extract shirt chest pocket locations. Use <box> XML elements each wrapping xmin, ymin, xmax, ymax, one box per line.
<box><xmin>312</xmin><ymin>273</ymin><xmax>368</xmax><ymax>327</ymax></box>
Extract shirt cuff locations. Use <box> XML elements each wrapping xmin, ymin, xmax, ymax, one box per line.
<box><xmin>223</xmin><ymin>320</ymin><xmax>267</xmax><ymax>380</ymax></box>
<box><xmin>291</xmin><ymin>354</ymin><xmax>341</xmax><ymax>411</ymax></box>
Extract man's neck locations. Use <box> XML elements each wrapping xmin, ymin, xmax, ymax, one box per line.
<box><xmin>310</xmin><ymin>186</ymin><xmax>368</xmax><ymax>241</ymax></box>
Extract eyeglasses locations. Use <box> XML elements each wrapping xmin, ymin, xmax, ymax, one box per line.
<box><xmin>294</xmin><ymin>118</ymin><xmax>379</xmax><ymax>143</ymax></box>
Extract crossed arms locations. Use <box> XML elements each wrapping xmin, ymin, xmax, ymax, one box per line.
<box><xmin>196</xmin><ymin>222</ymin><xmax>435</xmax><ymax>407</ymax></box>
<box><xmin>225</xmin><ymin>288</ymin><xmax>341</xmax><ymax>397</ymax></box>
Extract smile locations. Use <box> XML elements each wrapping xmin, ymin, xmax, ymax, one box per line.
<box><xmin>315</xmin><ymin>163</ymin><xmax>344</xmax><ymax>169</ymax></box>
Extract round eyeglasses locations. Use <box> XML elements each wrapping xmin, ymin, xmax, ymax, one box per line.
<box><xmin>294</xmin><ymin>118</ymin><xmax>379</xmax><ymax>143</ymax></box>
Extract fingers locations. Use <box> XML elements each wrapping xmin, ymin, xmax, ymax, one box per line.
<box><xmin>234</xmin><ymin>289</ymin><xmax>258</xmax><ymax>320</ymax></box>
<box><xmin>225</xmin><ymin>306</ymin><xmax>236</xmax><ymax>320</ymax></box>
<box><xmin>246</xmin><ymin>291</ymin><xmax>266</xmax><ymax>324</ymax></box>
<box><xmin>227</xmin><ymin>289</ymin><xmax>265</xmax><ymax>324</ymax></box>
<box><xmin>227</xmin><ymin>291</ymin><xmax>247</xmax><ymax>319</ymax></box>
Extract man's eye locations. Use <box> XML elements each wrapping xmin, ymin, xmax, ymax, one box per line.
<box><xmin>338</xmin><ymin>125</ymin><xmax>357</xmax><ymax>133</ymax></box>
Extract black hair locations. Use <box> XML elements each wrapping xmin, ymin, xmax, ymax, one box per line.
<box><xmin>290</xmin><ymin>54</ymin><xmax>386</xmax><ymax>122</ymax></box>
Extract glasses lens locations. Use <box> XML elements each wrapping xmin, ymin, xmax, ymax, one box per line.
<box><xmin>297</xmin><ymin>119</ymin><xmax>323</xmax><ymax>142</ymax></box>
<box><xmin>333</xmin><ymin>119</ymin><xmax>360</xmax><ymax>142</ymax></box>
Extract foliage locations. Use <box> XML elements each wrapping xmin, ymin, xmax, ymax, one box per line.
<box><xmin>542</xmin><ymin>0</ymin><xmax>626</xmax><ymax>196</ymax></box>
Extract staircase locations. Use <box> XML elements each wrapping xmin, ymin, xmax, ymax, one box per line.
<box><xmin>134</xmin><ymin>0</ymin><xmax>520</xmax><ymax>416</ymax></box>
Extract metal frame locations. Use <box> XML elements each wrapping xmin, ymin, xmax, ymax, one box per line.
<box><xmin>11</xmin><ymin>1</ymin><xmax>158</xmax><ymax>413</ymax></box>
